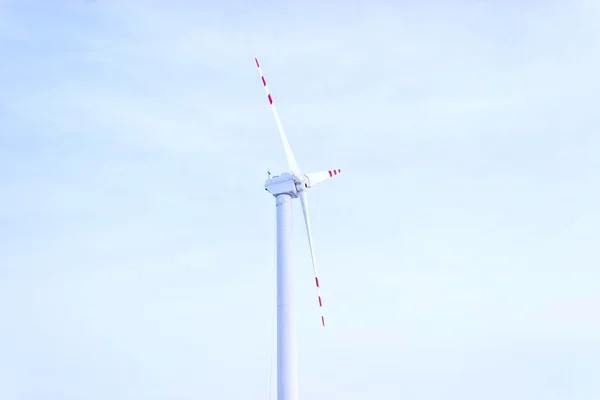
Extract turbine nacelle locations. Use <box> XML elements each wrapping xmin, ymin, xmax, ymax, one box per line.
<box><xmin>265</xmin><ymin>169</ymin><xmax>342</xmax><ymax>198</ymax></box>
<box><xmin>265</xmin><ymin>172</ymin><xmax>300</xmax><ymax>198</ymax></box>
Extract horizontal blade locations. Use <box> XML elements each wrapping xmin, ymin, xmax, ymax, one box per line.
<box><xmin>298</xmin><ymin>190</ymin><xmax>325</xmax><ymax>327</ymax></box>
<box><xmin>304</xmin><ymin>169</ymin><xmax>342</xmax><ymax>188</ymax></box>
<box><xmin>255</xmin><ymin>58</ymin><xmax>303</xmax><ymax>182</ymax></box>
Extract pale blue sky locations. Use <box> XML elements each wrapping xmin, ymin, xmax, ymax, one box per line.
<box><xmin>1</xmin><ymin>1</ymin><xmax>599</xmax><ymax>399</ymax></box>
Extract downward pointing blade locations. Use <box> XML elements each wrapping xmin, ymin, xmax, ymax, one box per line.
<box><xmin>298</xmin><ymin>190</ymin><xmax>326</xmax><ymax>327</ymax></box>
<box><xmin>255</xmin><ymin>58</ymin><xmax>303</xmax><ymax>182</ymax></box>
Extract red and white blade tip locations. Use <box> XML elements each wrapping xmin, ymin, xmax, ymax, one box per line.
<box><xmin>305</xmin><ymin>169</ymin><xmax>342</xmax><ymax>188</ymax></box>
<box><xmin>315</xmin><ymin>276</ymin><xmax>325</xmax><ymax>327</ymax></box>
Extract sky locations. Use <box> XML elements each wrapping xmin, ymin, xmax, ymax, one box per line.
<box><xmin>1</xmin><ymin>1</ymin><xmax>599</xmax><ymax>399</ymax></box>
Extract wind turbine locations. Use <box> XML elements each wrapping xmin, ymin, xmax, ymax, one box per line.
<box><xmin>255</xmin><ymin>58</ymin><xmax>342</xmax><ymax>400</ymax></box>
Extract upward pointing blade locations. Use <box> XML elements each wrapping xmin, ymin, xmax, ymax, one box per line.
<box><xmin>255</xmin><ymin>58</ymin><xmax>303</xmax><ymax>182</ymax></box>
<box><xmin>298</xmin><ymin>190</ymin><xmax>326</xmax><ymax>327</ymax></box>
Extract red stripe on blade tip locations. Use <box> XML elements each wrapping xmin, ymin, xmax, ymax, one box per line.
<box><xmin>315</xmin><ymin>277</ymin><xmax>320</xmax><ymax>287</ymax></box>
<box><xmin>318</xmin><ymin>296</ymin><xmax>322</xmax><ymax>307</ymax></box>
<box><xmin>255</xmin><ymin>58</ymin><xmax>260</xmax><ymax>67</ymax></box>
<box><xmin>268</xmin><ymin>94</ymin><xmax>273</xmax><ymax>105</ymax></box>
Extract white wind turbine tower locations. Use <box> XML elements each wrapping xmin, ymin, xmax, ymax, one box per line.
<box><xmin>255</xmin><ymin>58</ymin><xmax>342</xmax><ymax>400</ymax></box>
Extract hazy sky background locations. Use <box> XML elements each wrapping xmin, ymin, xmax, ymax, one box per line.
<box><xmin>1</xmin><ymin>1</ymin><xmax>599</xmax><ymax>399</ymax></box>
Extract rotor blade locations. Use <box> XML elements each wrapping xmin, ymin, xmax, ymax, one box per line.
<box><xmin>305</xmin><ymin>169</ymin><xmax>342</xmax><ymax>188</ymax></box>
<box><xmin>298</xmin><ymin>190</ymin><xmax>325</xmax><ymax>327</ymax></box>
<box><xmin>255</xmin><ymin>58</ymin><xmax>303</xmax><ymax>182</ymax></box>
